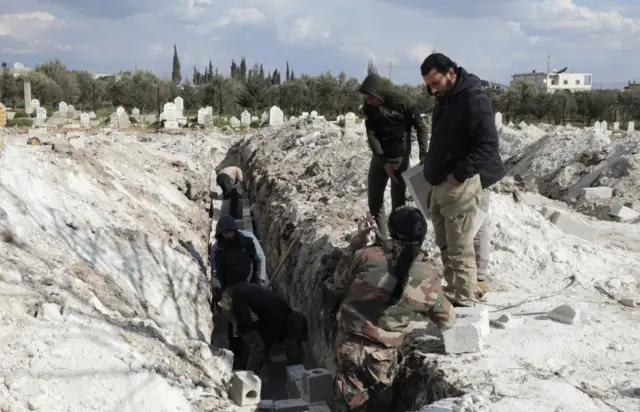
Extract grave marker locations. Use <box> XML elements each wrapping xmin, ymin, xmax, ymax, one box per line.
<box><xmin>241</xmin><ymin>110</ymin><xmax>251</xmax><ymax>126</ymax></box>
<box><xmin>80</xmin><ymin>113</ymin><xmax>90</xmax><ymax>128</ymax></box>
<box><xmin>344</xmin><ymin>112</ymin><xmax>356</xmax><ymax>126</ymax></box>
<box><xmin>269</xmin><ymin>106</ymin><xmax>284</xmax><ymax>126</ymax></box>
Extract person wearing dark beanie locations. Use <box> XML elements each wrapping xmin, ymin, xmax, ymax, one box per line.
<box><xmin>325</xmin><ymin>207</ymin><xmax>456</xmax><ymax>411</ymax></box>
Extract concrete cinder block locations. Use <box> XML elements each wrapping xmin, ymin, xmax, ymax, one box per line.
<box><xmin>609</xmin><ymin>203</ymin><xmax>640</xmax><ymax>222</ymax></box>
<box><xmin>258</xmin><ymin>400</ymin><xmax>275</xmax><ymax>410</ymax></box>
<box><xmin>443</xmin><ymin>306</ymin><xmax>490</xmax><ymax>354</ymax></box>
<box><xmin>549</xmin><ymin>211</ymin><xmax>599</xmax><ymax>241</ymax></box>
<box><xmin>229</xmin><ymin>371</ymin><xmax>261</xmax><ymax>406</ymax></box>
<box><xmin>301</xmin><ymin>368</ymin><xmax>333</xmax><ymax>402</ymax></box>
<box><xmin>286</xmin><ymin>364</ymin><xmax>306</xmax><ymax>398</ymax></box>
<box><xmin>274</xmin><ymin>399</ymin><xmax>309</xmax><ymax>412</ymax></box>
<box><xmin>580</xmin><ymin>187</ymin><xmax>613</xmax><ymax>199</ymax></box>
<box><xmin>402</xmin><ymin>164</ymin><xmax>486</xmax><ymax>235</ymax></box>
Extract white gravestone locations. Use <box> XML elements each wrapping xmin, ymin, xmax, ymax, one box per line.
<box><xmin>495</xmin><ymin>112</ymin><xmax>502</xmax><ymax>127</ymax></box>
<box><xmin>163</xmin><ymin>103</ymin><xmax>177</xmax><ymax>122</ymax></box>
<box><xmin>594</xmin><ymin>121</ymin><xmax>600</xmax><ymax>130</ymax></box>
<box><xmin>205</xmin><ymin>106</ymin><xmax>213</xmax><ymax>115</ymax></box>
<box><xmin>301</xmin><ymin>112</ymin><xmax>309</xmax><ymax>119</ymax></box>
<box><xmin>344</xmin><ymin>112</ymin><xmax>356</xmax><ymax>127</ymax></box>
<box><xmin>251</xmin><ymin>116</ymin><xmax>259</xmax><ymax>122</ymax></box>
<box><xmin>230</xmin><ymin>116</ymin><xmax>241</xmax><ymax>127</ymax></box>
<box><xmin>203</xmin><ymin>113</ymin><xmax>214</xmax><ymax>128</ymax></box>
<box><xmin>67</xmin><ymin>105</ymin><xmax>76</xmax><ymax>118</ymax></box>
<box><xmin>613</xmin><ymin>122</ymin><xmax>619</xmax><ymax>130</ymax></box>
<box><xmin>174</xmin><ymin>97</ymin><xmax>184</xmax><ymax>113</ymax></box>
<box><xmin>116</xmin><ymin>106</ymin><xmax>126</xmax><ymax>116</ymax></box>
<box><xmin>601</xmin><ymin>121</ymin><xmax>608</xmax><ymax>132</ymax></box>
<box><xmin>241</xmin><ymin>110</ymin><xmax>251</xmax><ymax>126</ymax></box>
<box><xmin>31</xmin><ymin>99</ymin><xmax>40</xmax><ymax>110</ymax></box>
<box><xmin>197</xmin><ymin>108</ymin><xmax>207</xmax><ymax>125</ymax></box>
<box><xmin>628</xmin><ymin>121</ymin><xmax>635</xmax><ymax>132</ymax></box>
<box><xmin>310</xmin><ymin>111</ymin><xmax>318</xmax><ymax>119</ymax></box>
<box><xmin>269</xmin><ymin>106</ymin><xmax>284</xmax><ymax>126</ymax></box>
<box><xmin>36</xmin><ymin>107</ymin><xmax>47</xmax><ymax>125</ymax></box>
<box><xmin>261</xmin><ymin>112</ymin><xmax>268</xmax><ymax>123</ymax></box>
<box><xmin>402</xmin><ymin>164</ymin><xmax>486</xmax><ymax>235</ymax></box>
<box><xmin>289</xmin><ymin>116</ymin><xmax>298</xmax><ymax>123</ymax></box>
<box><xmin>88</xmin><ymin>111</ymin><xmax>96</xmax><ymax>119</ymax></box>
<box><xmin>132</xmin><ymin>108</ymin><xmax>140</xmax><ymax>116</ymax></box>
<box><xmin>59</xmin><ymin>101</ymin><xmax>68</xmax><ymax>114</ymax></box>
<box><xmin>80</xmin><ymin>113</ymin><xmax>90</xmax><ymax>128</ymax></box>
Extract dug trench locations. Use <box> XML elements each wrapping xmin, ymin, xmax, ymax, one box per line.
<box><xmin>214</xmin><ymin>125</ymin><xmax>467</xmax><ymax>411</ymax></box>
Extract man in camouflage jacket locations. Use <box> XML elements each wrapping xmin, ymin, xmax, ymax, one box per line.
<box><xmin>324</xmin><ymin>207</ymin><xmax>455</xmax><ymax>411</ymax></box>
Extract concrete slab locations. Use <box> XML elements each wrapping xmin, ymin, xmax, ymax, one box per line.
<box><xmin>549</xmin><ymin>211</ymin><xmax>599</xmax><ymax>242</ymax></box>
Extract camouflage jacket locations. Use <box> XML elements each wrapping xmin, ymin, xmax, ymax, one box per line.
<box><xmin>335</xmin><ymin>245</ymin><xmax>456</xmax><ymax>347</ymax></box>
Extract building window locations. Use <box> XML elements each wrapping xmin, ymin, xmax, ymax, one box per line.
<box><xmin>575</xmin><ymin>80</ymin><xmax>580</xmax><ymax>85</ymax></box>
<box><xmin>563</xmin><ymin>80</ymin><xmax>568</xmax><ymax>85</ymax></box>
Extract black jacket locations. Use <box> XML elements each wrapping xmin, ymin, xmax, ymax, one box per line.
<box><xmin>423</xmin><ymin>67</ymin><xmax>505</xmax><ymax>188</ymax></box>
<box><xmin>231</xmin><ymin>283</ymin><xmax>291</xmax><ymax>344</ymax></box>
<box><xmin>360</xmin><ymin>74</ymin><xmax>429</xmax><ymax>159</ymax></box>
<box><xmin>211</xmin><ymin>216</ymin><xmax>264</xmax><ymax>289</ymax></box>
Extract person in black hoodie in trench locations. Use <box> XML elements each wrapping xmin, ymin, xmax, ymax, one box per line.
<box><xmin>420</xmin><ymin>53</ymin><xmax>505</xmax><ymax>307</ymax></box>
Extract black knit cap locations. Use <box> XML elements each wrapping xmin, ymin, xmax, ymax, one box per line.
<box><xmin>387</xmin><ymin>206</ymin><xmax>428</xmax><ymax>243</ymax></box>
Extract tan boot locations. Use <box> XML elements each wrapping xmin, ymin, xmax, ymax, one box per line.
<box><xmin>475</xmin><ymin>280</ymin><xmax>489</xmax><ymax>299</ymax></box>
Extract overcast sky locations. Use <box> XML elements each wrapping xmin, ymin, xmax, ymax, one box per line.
<box><xmin>1</xmin><ymin>0</ymin><xmax>639</xmax><ymax>86</ymax></box>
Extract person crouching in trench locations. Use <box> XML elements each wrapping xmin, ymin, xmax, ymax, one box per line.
<box><xmin>324</xmin><ymin>207</ymin><xmax>456</xmax><ymax>411</ymax></box>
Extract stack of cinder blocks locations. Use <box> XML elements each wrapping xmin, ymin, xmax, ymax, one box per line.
<box><xmin>253</xmin><ymin>365</ymin><xmax>333</xmax><ymax>411</ymax></box>
<box><xmin>442</xmin><ymin>306</ymin><xmax>490</xmax><ymax>354</ymax></box>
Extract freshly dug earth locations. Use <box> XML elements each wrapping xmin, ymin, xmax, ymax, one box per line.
<box><xmin>226</xmin><ymin>120</ymin><xmax>640</xmax><ymax>412</ymax></box>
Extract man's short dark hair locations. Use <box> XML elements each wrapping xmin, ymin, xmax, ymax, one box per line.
<box><xmin>420</xmin><ymin>53</ymin><xmax>458</xmax><ymax>76</ymax></box>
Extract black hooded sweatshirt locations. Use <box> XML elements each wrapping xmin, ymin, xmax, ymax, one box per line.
<box><xmin>423</xmin><ymin>67</ymin><xmax>505</xmax><ymax>188</ymax></box>
<box><xmin>359</xmin><ymin>73</ymin><xmax>429</xmax><ymax>160</ymax></box>
<box><xmin>213</xmin><ymin>215</ymin><xmax>260</xmax><ymax>289</ymax></box>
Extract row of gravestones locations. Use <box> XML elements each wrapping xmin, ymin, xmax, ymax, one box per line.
<box><xmin>494</xmin><ymin>111</ymin><xmax>636</xmax><ymax>133</ymax></box>
<box><xmin>161</xmin><ymin>97</ymin><xmax>186</xmax><ymax>129</ymax></box>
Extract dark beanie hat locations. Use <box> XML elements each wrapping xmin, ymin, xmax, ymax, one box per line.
<box><xmin>388</xmin><ymin>206</ymin><xmax>428</xmax><ymax>243</ymax></box>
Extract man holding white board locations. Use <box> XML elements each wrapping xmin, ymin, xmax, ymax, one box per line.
<box><xmin>419</xmin><ymin>53</ymin><xmax>506</xmax><ymax>307</ymax></box>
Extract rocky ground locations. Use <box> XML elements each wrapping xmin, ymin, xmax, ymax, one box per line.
<box><xmin>228</xmin><ymin>119</ymin><xmax>640</xmax><ymax>412</ymax></box>
<box><xmin>0</xmin><ymin>130</ymin><xmax>237</xmax><ymax>411</ymax></box>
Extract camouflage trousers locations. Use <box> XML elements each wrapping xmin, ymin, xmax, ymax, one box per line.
<box><xmin>333</xmin><ymin>333</ymin><xmax>403</xmax><ymax>411</ymax></box>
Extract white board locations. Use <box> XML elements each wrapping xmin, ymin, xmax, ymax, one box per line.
<box><xmin>402</xmin><ymin>163</ymin><xmax>486</xmax><ymax>235</ymax></box>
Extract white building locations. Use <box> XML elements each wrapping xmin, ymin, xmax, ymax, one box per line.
<box><xmin>511</xmin><ymin>69</ymin><xmax>592</xmax><ymax>93</ymax></box>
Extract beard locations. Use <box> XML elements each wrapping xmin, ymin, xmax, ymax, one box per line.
<box><xmin>434</xmin><ymin>78</ymin><xmax>455</xmax><ymax>97</ymax></box>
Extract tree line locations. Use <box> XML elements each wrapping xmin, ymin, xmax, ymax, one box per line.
<box><xmin>1</xmin><ymin>48</ymin><xmax>639</xmax><ymax>127</ymax></box>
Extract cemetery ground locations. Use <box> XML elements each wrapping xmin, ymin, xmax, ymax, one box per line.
<box><xmin>0</xmin><ymin>117</ymin><xmax>639</xmax><ymax>412</ymax></box>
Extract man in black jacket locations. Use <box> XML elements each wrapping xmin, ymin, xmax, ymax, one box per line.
<box><xmin>227</xmin><ymin>283</ymin><xmax>309</xmax><ymax>373</ymax></box>
<box><xmin>420</xmin><ymin>53</ymin><xmax>505</xmax><ymax>307</ymax></box>
<box><xmin>210</xmin><ymin>215</ymin><xmax>267</xmax><ymax>360</ymax></box>
<box><xmin>359</xmin><ymin>73</ymin><xmax>429</xmax><ymax>234</ymax></box>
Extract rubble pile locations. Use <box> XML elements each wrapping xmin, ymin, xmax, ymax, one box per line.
<box><xmin>505</xmin><ymin>126</ymin><xmax>640</xmax><ymax>221</ymax></box>
<box><xmin>0</xmin><ymin>130</ymin><xmax>237</xmax><ymax>411</ymax></box>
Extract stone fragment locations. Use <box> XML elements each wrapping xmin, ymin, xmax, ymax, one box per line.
<box><xmin>580</xmin><ymin>187</ymin><xmax>612</xmax><ymax>199</ymax></box>
<box><xmin>608</xmin><ymin>203</ymin><xmax>640</xmax><ymax>222</ymax></box>
<box><xmin>489</xmin><ymin>313</ymin><xmax>522</xmax><ymax>329</ymax></box>
<box><xmin>618</xmin><ymin>298</ymin><xmax>637</xmax><ymax>308</ymax></box>
<box><xmin>229</xmin><ymin>371</ymin><xmax>261</xmax><ymax>406</ymax></box>
<box><xmin>37</xmin><ymin>303</ymin><xmax>63</xmax><ymax>322</ymax></box>
<box><xmin>549</xmin><ymin>211</ymin><xmax>599</xmax><ymax>241</ymax></box>
<box><xmin>547</xmin><ymin>304</ymin><xmax>580</xmax><ymax>325</ymax></box>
